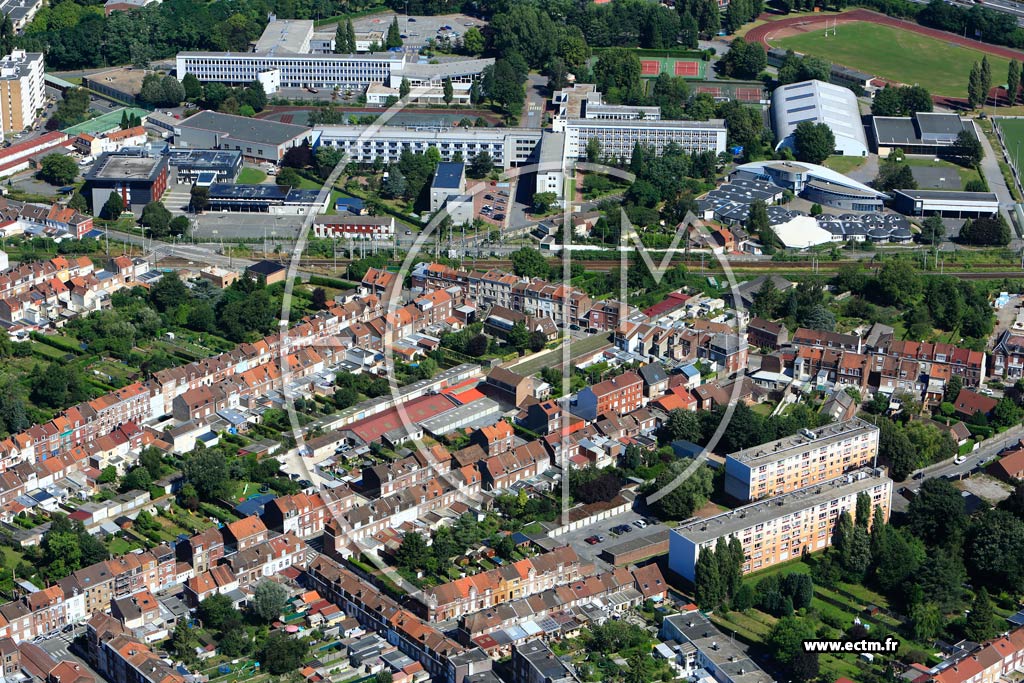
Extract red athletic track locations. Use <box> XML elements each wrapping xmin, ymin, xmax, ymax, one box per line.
<box><xmin>746</xmin><ymin>8</ymin><xmax>1024</xmax><ymax>61</ymax></box>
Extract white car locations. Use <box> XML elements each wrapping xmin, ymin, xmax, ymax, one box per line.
<box><xmin>954</xmin><ymin>455</ymin><xmax>968</xmax><ymax>465</ymax></box>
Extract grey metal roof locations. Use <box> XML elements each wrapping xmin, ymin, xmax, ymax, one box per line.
<box><xmin>178</xmin><ymin>111</ymin><xmax>310</xmax><ymax>147</ymax></box>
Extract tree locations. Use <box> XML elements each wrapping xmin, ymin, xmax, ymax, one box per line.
<box><xmin>182</xmin><ymin>448</ymin><xmax>231</xmax><ymax>502</ymax></box>
<box><xmin>399</xmin><ymin>77</ymin><xmax>411</xmax><ymax>100</ymax></box>
<box><xmin>466</xmin><ymin>333</ymin><xmax>489</xmax><ymax>357</ymax></box>
<box><xmin>960</xmin><ymin>215</ymin><xmax>1010</xmax><ymax>246</ymax></box>
<box><xmin>101</xmin><ymin>192</ymin><xmax>124</xmax><ymax>219</ymax></box>
<box><xmin>532</xmin><ymin>192</ymin><xmax>557</xmax><ymax>214</ymax></box>
<box><xmin>467</xmin><ymin>151</ymin><xmax>493</xmax><ymax>178</ymax></box>
<box><xmin>981</xmin><ymin>56</ymin><xmax>992</xmax><ymax>108</ymax></box>
<box><xmin>161</xmin><ymin>75</ymin><xmax>185</xmax><ymax>106</ymax></box>
<box><xmin>694</xmin><ymin>547</ymin><xmax>721</xmax><ymax>609</ymax></box>
<box><xmin>252</xmin><ymin>580</ymin><xmax>289</xmax><ymax>622</ymax></box>
<box><xmin>190</xmin><ymin>185</ymin><xmax>209</xmax><ymax>213</ymax></box>
<box><xmin>482</xmin><ymin>59</ymin><xmax>526</xmax><ymax>114</ymax></box>
<box><xmin>395</xmin><ymin>531</ymin><xmax>429</xmax><ymax>571</ymax></box>
<box><xmin>38</xmin><ymin>154</ymin><xmax>78</xmax><ymax>186</ymax></box>
<box><xmin>198</xmin><ymin>593</ymin><xmax>236</xmax><ymax>631</ymax></box>
<box><xmin>140</xmin><ymin>201</ymin><xmax>172</xmax><ymax>238</ymax></box>
<box><xmin>382</xmin><ymin>166</ymin><xmax>406</xmax><ymax>198</ymax></box>
<box><xmin>335</xmin><ymin>20</ymin><xmax>349</xmax><ymax>53</ymax></box>
<box><xmin>767</xmin><ymin>616</ymin><xmax>817</xmax><ymax>665</ymax></box>
<box><xmin>121</xmin><ymin>466</ymin><xmax>151</xmax><ymax>492</ymax></box>
<box><xmin>511</xmin><ymin>247</ymin><xmax>550</xmax><ymax>278</ymax></box>
<box><xmin>910</xmin><ymin>601</ymin><xmax>943</xmax><ymax>641</ymax></box>
<box><xmin>463</xmin><ymin>26</ymin><xmax>484</xmax><ymax>55</ymax></box>
<box><xmin>182</xmin><ymin>73</ymin><xmax>202</xmax><ymax>101</ymax></box>
<box><xmin>952</xmin><ymin>129</ymin><xmax>984</xmax><ymax>167</ymax></box>
<box><xmin>647</xmin><ymin>461</ymin><xmax>713</xmax><ymax>520</ymax></box>
<box><xmin>720</xmin><ymin>38</ymin><xmax>766</xmax><ymax>79</ymax></box>
<box><xmin>969</xmin><ymin>61</ymin><xmax>984</xmax><ymax>109</ymax></box>
<box><xmin>908</xmin><ymin>477</ymin><xmax>967</xmax><ymax>547</ymax></box>
<box><xmin>965</xmin><ymin>587</ymin><xmax>999</xmax><ymax>641</ymax></box>
<box><xmin>792</xmin><ymin>121</ymin><xmax>835</xmax><ymax>164</ymax></box>
<box><xmin>1009</xmin><ymin>60</ymin><xmax>1021</xmax><ymax>106</ymax></box>
<box><xmin>281</xmin><ymin>141</ymin><xmax>314</xmax><ymax>170</ymax></box>
<box><xmin>585</xmin><ymin>137</ymin><xmax>602</xmax><ymax>163</ymax></box>
<box><xmin>30</xmin><ymin>363</ymin><xmax>87</xmax><ymax>409</ymax></box>
<box><xmin>386</xmin><ymin>16</ymin><xmax>402</xmax><ymax>49</ymax></box>
<box><xmin>443</xmin><ymin>77</ymin><xmax>454</xmax><ymax>106</ymax></box>
<box><xmin>528</xmin><ymin>330</ymin><xmax>546</xmax><ymax>352</ymax></box>
<box><xmin>258</xmin><ymin>632</ymin><xmax>307</xmax><ymax>675</ymax></box>
<box><xmin>507</xmin><ymin>322</ymin><xmax>529</xmax><ymax>351</ymax></box>
<box><xmin>311</xmin><ymin>287</ymin><xmax>328</xmax><ymax>310</ymax></box>
<box><xmin>920</xmin><ymin>215</ymin><xmax>945</xmax><ymax>245</ymax></box>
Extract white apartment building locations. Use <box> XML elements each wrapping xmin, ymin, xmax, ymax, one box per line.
<box><xmin>316</xmin><ymin>125</ymin><xmax>543</xmax><ymax>168</ymax></box>
<box><xmin>724</xmin><ymin>417</ymin><xmax>880</xmax><ymax>502</ymax></box>
<box><xmin>561</xmin><ymin>118</ymin><xmax>727</xmax><ymax>162</ymax></box>
<box><xmin>0</xmin><ymin>50</ymin><xmax>44</xmax><ymax>138</ymax></box>
<box><xmin>669</xmin><ymin>467</ymin><xmax>892</xmax><ymax>582</ymax></box>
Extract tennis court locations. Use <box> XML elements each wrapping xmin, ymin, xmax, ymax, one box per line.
<box><xmin>691</xmin><ymin>80</ymin><xmax>765</xmax><ymax>102</ymax></box>
<box><xmin>640</xmin><ymin>60</ymin><xmax>661</xmax><ymax>76</ymax></box>
<box><xmin>636</xmin><ymin>57</ymin><xmax>705</xmax><ymax>78</ymax></box>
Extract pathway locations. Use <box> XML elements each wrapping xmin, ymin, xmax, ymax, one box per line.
<box><xmin>977</xmin><ymin>123</ymin><xmax>1017</xmax><ymax>227</ymax></box>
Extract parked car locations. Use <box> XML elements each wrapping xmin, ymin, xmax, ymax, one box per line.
<box><xmin>633</xmin><ymin>519</ymin><xmax>648</xmax><ymax>529</ymax></box>
<box><xmin>585</xmin><ymin>536</ymin><xmax>599</xmax><ymax>545</ymax></box>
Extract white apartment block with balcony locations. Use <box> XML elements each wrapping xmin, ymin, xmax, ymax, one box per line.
<box><xmin>724</xmin><ymin>417</ymin><xmax>880</xmax><ymax>502</ymax></box>
<box><xmin>669</xmin><ymin>467</ymin><xmax>892</xmax><ymax>582</ymax></box>
<box><xmin>0</xmin><ymin>50</ymin><xmax>44</xmax><ymax>138</ymax></box>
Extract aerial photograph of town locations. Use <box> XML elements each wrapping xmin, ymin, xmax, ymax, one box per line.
<box><xmin>8</xmin><ymin>0</ymin><xmax>1024</xmax><ymax>681</ymax></box>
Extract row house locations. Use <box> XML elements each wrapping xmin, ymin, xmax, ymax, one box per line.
<box><xmin>176</xmin><ymin>527</ymin><xmax>224</xmax><ymax>574</ymax></box>
<box><xmin>171</xmin><ymin>384</ymin><xmax>233</xmax><ymax>423</ymax></box>
<box><xmin>884</xmin><ymin>339</ymin><xmax>986</xmax><ymax>387</ymax></box>
<box><xmin>305</xmin><ymin>555</ymin><xmax>477</xmax><ymax>683</ymax></box>
<box><xmin>569</xmin><ymin>372</ymin><xmax>644</xmax><ymax>421</ymax></box>
<box><xmin>471</xmin><ymin>420</ymin><xmax>514</xmax><ymax>458</ymax></box>
<box><xmin>418</xmin><ymin>546</ymin><xmax>582</xmax><ymax>622</ymax></box>
<box><xmin>791</xmin><ymin>327</ymin><xmax>861</xmax><ymax>353</ymax></box>
<box><xmin>262</xmin><ymin>491</ymin><xmax>330</xmax><ymax>538</ymax></box>
<box><xmin>93</xmin><ymin>631</ymin><xmax>185</xmax><ymax>683</ymax></box>
<box><xmin>184</xmin><ymin>565</ymin><xmax>238</xmax><ymax>606</ymax></box>
<box><xmin>224</xmin><ymin>533</ymin><xmax>307</xmax><ymax>586</ymax></box>
<box><xmin>361</xmin><ymin>452</ymin><xmax>438</xmax><ymax>498</ymax></box>
<box><xmin>746</xmin><ymin>317</ymin><xmax>789</xmax><ymax>350</ymax></box>
<box><xmin>481</xmin><ymin>440</ymin><xmax>547</xmax><ymax>491</ymax></box>
<box><xmin>992</xmin><ymin>329</ymin><xmax>1024</xmax><ymax>380</ymax></box>
<box><xmin>411</xmin><ymin>289</ymin><xmax>454</xmax><ymax>327</ymax></box>
<box><xmin>223</xmin><ymin>515</ymin><xmax>269</xmax><ymax>552</ymax></box>
<box><xmin>361</xmin><ymin>268</ymin><xmax>398</xmax><ymax>297</ymax></box>
<box><xmin>920</xmin><ymin>627</ymin><xmax>1024</xmax><ymax>683</ymax></box>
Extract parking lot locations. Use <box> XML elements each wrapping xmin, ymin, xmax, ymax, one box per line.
<box><xmin>553</xmin><ymin>508</ymin><xmax>669</xmax><ymax>571</ymax></box>
<box><xmin>468</xmin><ymin>180</ymin><xmax>510</xmax><ymax>227</ymax></box>
<box><xmin>347</xmin><ymin>12</ymin><xmax>484</xmax><ymax>50</ymax></box>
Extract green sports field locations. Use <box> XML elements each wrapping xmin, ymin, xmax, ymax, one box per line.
<box><xmin>997</xmin><ymin>118</ymin><xmax>1024</xmax><ymax>168</ymax></box>
<box><xmin>773</xmin><ymin>21</ymin><xmax>1010</xmax><ymax>98</ymax></box>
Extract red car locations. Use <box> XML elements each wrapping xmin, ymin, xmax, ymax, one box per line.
<box><xmin>585</xmin><ymin>536</ymin><xmax>599</xmax><ymax>545</ymax></box>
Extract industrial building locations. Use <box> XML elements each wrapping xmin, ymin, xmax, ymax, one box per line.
<box><xmin>204</xmin><ymin>183</ymin><xmax>329</xmax><ymax>214</ymax></box>
<box><xmin>891</xmin><ymin>189</ymin><xmax>1000</xmax><ymax>217</ymax></box>
<box><xmin>771</xmin><ymin>79</ymin><xmax>869</xmax><ymax>157</ymax></box>
<box><xmin>174</xmin><ymin>111</ymin><xmax>319</xmax><ymax>163</ymax></box>
<box><xmin>871</xmin><ymin>112</ymin><xmax>974</xmax><ymax>156</ymax></box>
<box><xmin>724</xmin><ymin>417</ymin><xmax>879</xmax><ymax>502</ymax></box>
<box><xmin>82</xmin><ymin>67</ymin><xmax>150</xmax><ymax>105</ymax></box>
<box><xmin>669</xmin><ymin>467</ymin><xmax>892</xmax><ymax>581</ymax></box>
<box><xmin>83</xmin><ymin>148</ymin><xmax>169</xmax><ymax>214</ymax></box>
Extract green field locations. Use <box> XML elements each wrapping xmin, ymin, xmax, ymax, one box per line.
<box><xmin>774</xmin><ymin>21</ymin><xmax>1011</xmax><ymax>97</ymax></box>
<box><xmin>824</xmin><ymin>155</ymin><xmax>867</xmax><ymax>174</ymax></box>
<box><xmin>997</xmin><ymin>118</ymin><xmax>1024</xmax><ymax>169</ymax></box>
<box><xmin>237</xmin><ymin>167</ymin><xmax>268</xmax><ymax>184</ymax></box>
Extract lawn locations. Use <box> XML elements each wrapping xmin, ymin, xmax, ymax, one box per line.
<box><xmin>824</xmin><ymin>155</ymin><xmax>867</xmax><ymax>174</ymax></box>
<box><xmin>237</xmin><ymin>167</ymin><xmax>267</xmax><ymax>184</ymax></box>
<box><xmin>773</xmin><ymin>21</ymin><xmax>1011</xmax><ymax>97</ymax></box>
<box><xmin>997</xmin><ymin>117</ymin><xmax>1024</xmax><ymax>169</ymax></box>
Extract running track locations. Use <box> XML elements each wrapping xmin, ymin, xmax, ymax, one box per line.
<box><xmin>746</xmin><ymin>8</ymin><xmax>1024</xmax><ymax>61</ymax></box>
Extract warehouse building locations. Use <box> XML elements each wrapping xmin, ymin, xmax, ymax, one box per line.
<box><xmin>871</xmin><ymin>112</ymin><xmax>974</xmax><ymax>156</ymax></box>
<box><xmin>771</xmin><ymin>79</ymin><xmax>869</xmax><ymax>157</ymax></box>
<box><xmin>892</xmin><ymin>189</ymin><xmax>999</xmax><ymax>217</ymax></box>
<box><xmin>175</xmin><ymin>111</ymin><xmax>318</xmax><ymax>163</ymax></box>
<box><xmin>669</xmin><ymin>467</ymin><xmax>892</xmax><ymax>581</ymax></box>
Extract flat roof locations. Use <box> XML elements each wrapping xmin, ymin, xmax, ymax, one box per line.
<box><xmin>84</xmin><ymin>68</ymin><xmax>149</xmax><ymax>96</ymax></box>
<box><xmin>729</xmin><ymin>417</ymin><xmax>877</xmax><ymax>465</ymax></box>
<box><xmin>566</xmin><ymin>118</ymin><xmax>725</xmax><ymax>130</ymax></box>
<box><xmin>85</xmin><ymin>151</ymin><xmax>165</xmax><ymax>181</ymax></box>
<box><xmin>916</xmin><ymin>112</ymin><xmax>965</xmax><ymax>136</ymax></box>
<box><xmin>664</xmin><ymin>612</ymin><xmax>773</xmax><ymax>683</ymax></box>
<box><xmin>674</xmin><ymin>467</ymin><xmax>890</xmax><ymax>544</ymax></box>
<box><xmin>805</xmin><ymin>178</ymin><xmax>878</xmax><ymax>198</ymax></box>
<box><xmin>208</xmin><ymin>183</ymin><xmax>289</xmax><ymax>200</ymax></box>
<box><xmin>419</xmin><ymin>397</ymin><xmax>499</xmax><ymax>434</ymax></box>
<box><xmin>178</xmin><ymin>110</ymin><xmax>310</xmax><ymax>147</ymax></box>
<box><xmin>872</xmin><ymin>116</ymin><xmax>920</xmax><ymax>145</ymax></box>
<box><xmin>894</xmin><ymin>189</ymin><xmax>999</xmax><ymax>203</ymax></box>
<box><xmin>167</xmin><ymin>148</ymin><xmax>242</xmax><ymax>167</ymax></box>
<box><xmin>254</xmin><ymin>19</ymin><xmax>313</xmax><ymax>54</ymax></box>
<box><xmin>432</xmin><ymin>162</ymin><xmax>464</xmax><ymax>189</ymax></box>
